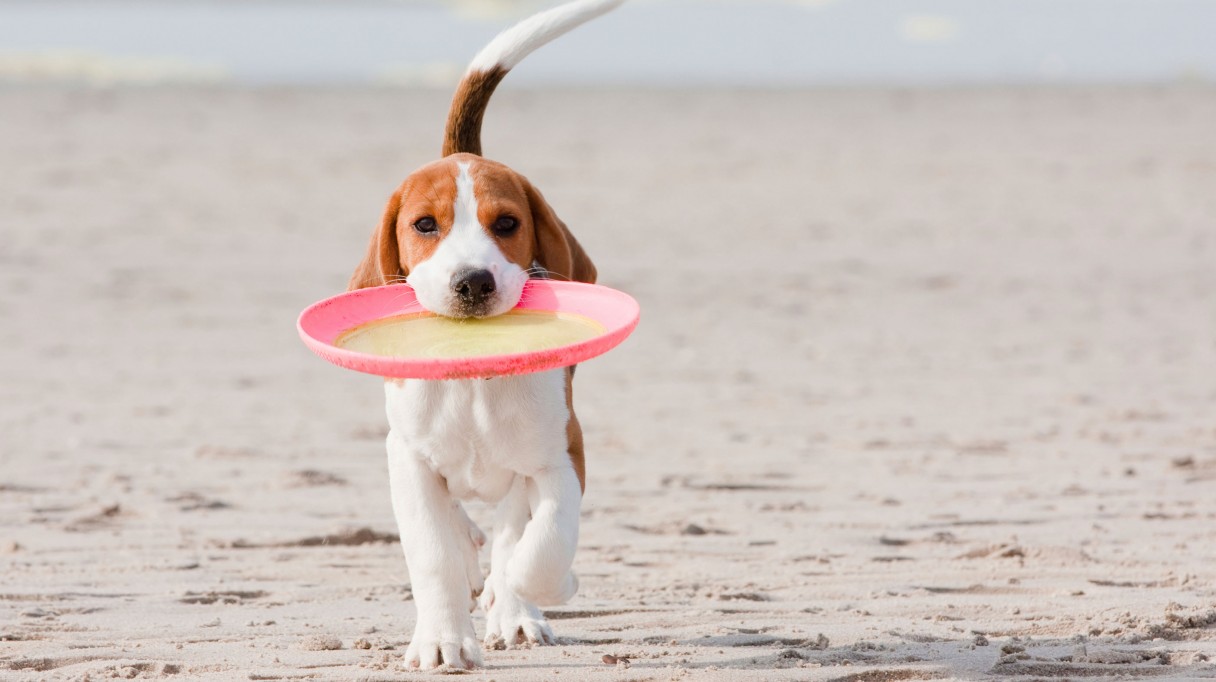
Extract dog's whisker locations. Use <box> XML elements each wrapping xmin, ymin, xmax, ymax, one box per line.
<box><xmin>521</xmin><ymin>267</ymin><xmax>577</xmax><ymax>283</ymax></box>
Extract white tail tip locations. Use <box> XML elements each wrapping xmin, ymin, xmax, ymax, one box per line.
<box><xmin>467</xmin><ymin>0</ymin><xmax>626</xmax><ymax>73</ymax></box>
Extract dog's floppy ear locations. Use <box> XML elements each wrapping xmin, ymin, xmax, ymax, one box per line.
<box><xmin>524</xmin><ymin>180</ymin><xmax>596</xmax><ymax>284</ymax></box>
<box><xmin>348</xmin><ymin>189</ymin><xmax>407</xmax><ymax>291</ymax></box>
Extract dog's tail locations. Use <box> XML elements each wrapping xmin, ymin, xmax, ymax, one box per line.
<box><xmin>442</xmin><ymin>0</ymin><xmax>625</xmax><ymax>157</ymax></box>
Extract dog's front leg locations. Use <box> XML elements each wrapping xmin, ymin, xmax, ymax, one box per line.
<box><xmin>482</xmin><ymin>475</ymin><xmax>555</xmax><ymax>648</ymax></box>
<box><xmin>386</xmin><ymin>434</ymin><xmax>483</xmax><ymax>670</ymax></box>
<box><xmin>505</xmin><ymin>464</ymin><xmax>582</xmax><ymax>606</ymax></box>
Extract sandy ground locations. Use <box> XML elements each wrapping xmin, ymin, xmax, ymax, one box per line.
<box><xmin>2</xmin><ymin>86</ymin><xmax>1215</xmax><ymax>681</ymax></box>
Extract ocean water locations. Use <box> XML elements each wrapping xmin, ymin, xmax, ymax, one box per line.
<box><xmin>0</xmin><ymin>0</ymin><xmax>1213</xmax><ymax>86</ymax></box>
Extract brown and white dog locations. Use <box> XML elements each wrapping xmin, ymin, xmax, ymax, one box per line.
<box><xmin>346</xmin><ymin>0</ymin><xmax>623</xmax><ymax>670</ymax></box>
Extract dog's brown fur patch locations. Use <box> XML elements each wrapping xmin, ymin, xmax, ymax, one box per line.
<box><xmin>443</xmin><ymin>66</ymin><xmax>508</xmax><ymax>157</ymax></box>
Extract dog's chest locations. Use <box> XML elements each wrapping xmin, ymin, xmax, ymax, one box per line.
<box><xmin>383</xmin><ymin>369</ymin><xmax>570</xmax><ymax>501</ymax></box>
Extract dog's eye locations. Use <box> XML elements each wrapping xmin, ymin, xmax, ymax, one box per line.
<box><xmin>493</xmin><ymin>216</ymin><xmax>519</xmax><ymax>236</ymax></box>
<box><xmin>413</xmin><ymin>217</ymin><xmax>438</xmax><ymax>234</ymax></box>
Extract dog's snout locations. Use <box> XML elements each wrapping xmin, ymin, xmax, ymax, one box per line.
<box><xmin>451</xmin><ymin>268</ymin><xmax>497</xmax><ymax>304</ymax></box>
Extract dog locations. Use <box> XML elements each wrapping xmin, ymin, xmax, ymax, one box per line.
<box><xmin>345</xmin><ymin>0</ymin><xmax>624</xmax><ymax>670</ymax></box>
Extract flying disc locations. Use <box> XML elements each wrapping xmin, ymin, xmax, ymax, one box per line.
<box><xmin>298</xmin><ymin>280</ymin><xmax>639</xmax><ymax>380</ymax></box>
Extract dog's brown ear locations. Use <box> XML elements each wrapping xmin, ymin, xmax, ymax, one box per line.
<box><xmin>348</xmin><ymin>189</ymin><xmax>407</xmax><ymax>291</ymax></box>
<box><xmin>525</xmin><ymin>180</ymin><xmax>596</xmax><ymax>284</ymax></box>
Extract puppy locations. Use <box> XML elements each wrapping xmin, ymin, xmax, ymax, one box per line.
<box><xmin>346</xmin><ymin>0</ymin><xmax>624</xmax><ymax>670</ymax></box>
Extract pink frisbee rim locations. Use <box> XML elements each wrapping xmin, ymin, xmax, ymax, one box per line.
<box><xmin>298</xmin><ymin>280</ymin><xmax>639</xmax><ymax>380</ymax></box>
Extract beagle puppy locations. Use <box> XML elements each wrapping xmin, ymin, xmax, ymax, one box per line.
<box><xmin>346</xmin><ymin>0</ymin><xmax>623</xmax><ymax>670</ymax></box>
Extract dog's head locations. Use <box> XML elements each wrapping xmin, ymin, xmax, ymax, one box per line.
<box><xmin>348</xmin><ymin>153</ymin><xmax>596</xmax><ymax>318</ymax></box>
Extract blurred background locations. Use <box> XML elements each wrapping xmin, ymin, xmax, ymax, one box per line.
<box><xmin>2</xmin><ymin>0</ymin><xmax>1215</xmax><ymax>87</ymax></box>
<box><xmin>3</xmin><ymin>1</ymin><xmax>1215</xmax><ymax>679</ymax></box>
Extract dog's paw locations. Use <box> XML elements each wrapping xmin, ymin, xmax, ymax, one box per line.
<box><xmin>404</xmin><ymin>613</ymin><xmax>482</xmax><ymax>670</ymax></box>
<box><xmin>483</xmin><ymin>581</ymin><xmax>555</xmax><ymax>649</ymax></box>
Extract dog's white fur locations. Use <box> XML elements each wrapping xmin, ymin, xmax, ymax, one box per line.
<box><xmin>386</xmin><ymin>372</ymin><xmax>581</xmax><ymax>666</ymax></box>
<box><xmin>385</xmin><ymin>370</ymin><xmax>580</xmax><ymax>668</ymax></box>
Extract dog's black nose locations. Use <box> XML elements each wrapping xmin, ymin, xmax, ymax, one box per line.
<box><xmin>451</xmin><ymin>268</ymin><xmax>497</xmax><ymax>304</ymax></box>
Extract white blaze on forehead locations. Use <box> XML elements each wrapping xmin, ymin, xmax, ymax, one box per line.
<box><xmin>453</xmin><ymin>161</ymin><xmax>480</xmax><ymax>235</ymax></box>
<box><xmin>438</xmin><ymin>161</ymin><xmax>499</xmax><ymax>266</ymax></box>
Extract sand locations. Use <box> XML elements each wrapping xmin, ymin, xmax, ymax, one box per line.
<box><xmin>1</xmin><ymin>85</ymin><xmax>1214</xmax><ymax>680</ymax></box>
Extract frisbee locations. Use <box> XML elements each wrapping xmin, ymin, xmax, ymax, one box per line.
<box><xmin>298</xmin><ymin>280</ymin><xmax>639</xmax><ymax>380</ymax></box>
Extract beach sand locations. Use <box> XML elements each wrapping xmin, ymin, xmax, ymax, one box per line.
<box><xmin>1</xmin><ymin>86</ymin><xmax>1214</xmax><ymax>680</ymax></box>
